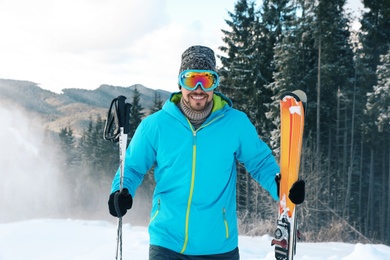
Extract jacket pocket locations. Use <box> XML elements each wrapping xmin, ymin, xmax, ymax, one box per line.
<box><xmin>222</xmin><ymin>208</ymin><xmax>229</xmax><ymax>239</ymax></box>
<box><xmin>150</xmin><ymin>199</ymin><xmax>160</xmax><ymax>224</ymax></box>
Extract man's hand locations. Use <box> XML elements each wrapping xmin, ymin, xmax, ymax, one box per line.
<box><xmin>289</xmin><ymin>180</ymin><xmax>305</xmax><ymax>204</ymax></box>
<box><xmin>108</xmin><ymin>188</ymin><xmax>133</xmax><ymax>217</ymax></box>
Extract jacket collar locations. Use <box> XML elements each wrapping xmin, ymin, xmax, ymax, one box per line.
<box><xmin>168</xmin><ymin>91</ymin><xmax>232</xmax><ymax>111</ymax></box>
<box><xmin>162</xmin><ymin>91</ymin><xmax>232</xmax><ymax>126</ymax></box>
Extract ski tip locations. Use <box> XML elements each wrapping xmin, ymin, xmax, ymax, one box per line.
<box><xmin>291</xmin><ymin>90</ymin><xmax>307</xmax><ymax>104</ymax></box>
<box><xmin>281</xmin><ymin>90</ymin><xmax>307</xmax><ymax>113</ymax></box>
<box><xmin>281</xmin><ymin>90</ymin><xmax>307</xmax><ymax>103</ymax></box>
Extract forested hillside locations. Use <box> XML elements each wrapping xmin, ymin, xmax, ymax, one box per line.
<box><xmin>0</xmin><ymin>79</ymin><xmax>169</xmax><ymax>136</ymax></box>
<box><xmin>217</xmin><ymin>0</ymin><xmax>390</xmax><ymax>245</ymax></box>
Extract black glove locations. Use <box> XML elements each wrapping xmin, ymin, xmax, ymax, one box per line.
<box><xmin>108</xmin><ymin>188</ymin><xmax>133</xmax><ymax>217</ymax></box>
<box><xmin>275</xmin><ymin>175</ymin><xmax>305</xmax><ymax>205</ymax></box>
<box><xmin>289</xmin><ymin>179</ymin><xmax>305</xmax><ymax>204</ymax></box>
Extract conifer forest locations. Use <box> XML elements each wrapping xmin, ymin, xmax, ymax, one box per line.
<box><xmin>57</xmin><ymin>0</ymin><xmax>390</xmax><ymax>245</ymax></box>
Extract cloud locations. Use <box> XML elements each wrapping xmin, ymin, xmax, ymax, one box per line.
<box><xmin>0</xmin><ymin>0</ymin><xmax>170</xmax><ymax>91</ymax></box>
<box><xmin>0</xmin><ymin>0</ymin><xmax>169</xmax><ymax>53</ymax></box>
<box><xmin>0</xmin><ymin>0</ymin><xmax>364</xmax><ymax>94</ymax></box>
<box><xmin>0</xmin><ymin>0</ymin><xmax>236</xmax><ymax>93</ymax></box>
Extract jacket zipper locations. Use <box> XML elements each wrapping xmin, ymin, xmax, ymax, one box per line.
<box><xmin>149</xmin><ymin>199</ymin><xmax>160</xmax><ymax>224</ymax></box>
<box><xmin>180</xmin><ymin>115</ymin><xmax>224</xmax><ymax>253</ymax></box>
<box><xmin>181</xmin><ymin>128</ymin><xmax>197</xmax><ymax>254</ymax></box>
<box><xmin>223</xmin><ymin>208</ymin><xmax>229</xmax><ymax>238</ymax></box>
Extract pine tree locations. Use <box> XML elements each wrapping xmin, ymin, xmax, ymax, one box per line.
<box><xmin>219</xmin><ymin>0</ymin><xmax>258</xmax><ymax>104</ymax></box>
<box><xmin>93</xmin><ymin>114</ymin><xmax>118</xmax><ymax>179</ymax></box>
<box><xmin>219</xmin><ymin>1</ymin><xmax>259</xmax><ymax>123</ymax></box>
<box><xmin>129</xmin><ymin>86</ymin><xmax>145</xmax><ymax>138</ymax></box>
<box><xmin>149</xmin><ymin>92</ymin><xmax>164</xmax><ymax>115</ymax></box>
<box><xmin>357</xmin><ymin>0</ymin><xmax>390</xmax><ymax>242</ymax></box>
<box><xmin>219</xmin><ymin>0</ymin><xmax>288</xmax><ymax>228</ymax></box>
<box><xmin>359</xmin><ymin>0</ymin><xmax>390</xmax><ymax>95</ymax></box>
<box><xmin>364</xmin><ymin>49</ymin><xmax>390</xmax><ymax>243</ymax></box>
<box><xmin>219</xmin><ymin>0</ymin><xmax>266</xmax><ymax>224</ymax></box>
<box><xmin>358</xmin><ymin>0</ymin><xmax>390</xmax><ymax>145</ymax></box>
<box><xmin>366</xmin><ymin>50</ymin><xmax>390</xmax><ymax>134</ymax></box>
<box><xmin>263</xmin><ymin>0</ymin><xmax>316</xmax><ymax>149</ymax></box>
<box><xmin>58</xmin><ymin>126</ymin><xmax>78</xmax><ymax>171</ymax></box>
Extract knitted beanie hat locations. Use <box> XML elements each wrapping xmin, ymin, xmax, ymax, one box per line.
<box><xmin>179</xmin><ymin>45</ymin><xmax>216</xmax><ymax>73</ymax></box>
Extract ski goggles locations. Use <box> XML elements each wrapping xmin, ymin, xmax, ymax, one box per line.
<box><xmin>178</xmin><ymin>70</ymin><xmax>220</xmax><ymax>92</ymax></box>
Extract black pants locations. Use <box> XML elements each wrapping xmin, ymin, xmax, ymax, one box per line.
<box><xmin>149</xmin><ymin>245</ymin><xmax>240</xmax><ymax>260</ymax></box>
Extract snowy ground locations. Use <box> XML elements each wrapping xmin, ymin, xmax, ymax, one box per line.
<box><xmin>1</xmin><ymin>219</ymin><xmax>390</xmax><ymax>260</ymax></box>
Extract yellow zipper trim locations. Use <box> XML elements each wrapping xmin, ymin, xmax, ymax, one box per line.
<box><xmin>202</xmin><ymin>115</ymin><xmax>224</xmax><ymax>128</ymax></box>
<box><xmin>180</xmin><ymin>115</ymin><xmax>224</xmax><ymax>254</ymax></box>
<box><xmin>180</xmin><ymin>140</ymin><xmax>196</xmax><ymax>254</ymax></box>
<box><xmin>223</xmin><ymin>208</ymin><xmax>229</xmax><ymax>238</ymax></box>
<box><xmin>149</xmin><ymin>199</ymin><xmax>160</xmax><ymax>224</ymax></box>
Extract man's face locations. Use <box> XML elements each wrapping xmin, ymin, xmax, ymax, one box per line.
<box><xmin>181</xmin><ymin>86</ymin><xmax>214</xmax><ymax>111</ymax></box>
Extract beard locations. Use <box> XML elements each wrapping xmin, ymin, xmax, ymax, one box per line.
<box><xmin>183</xmin><ymin>92</ymin><xmax>212</xmax><ymax>111</ymax></box>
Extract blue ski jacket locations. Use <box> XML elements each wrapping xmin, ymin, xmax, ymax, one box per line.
<box><xmin>111</xmin><ymin>91</ymin><xmax>280</xmax><ymax>255</ymax></box>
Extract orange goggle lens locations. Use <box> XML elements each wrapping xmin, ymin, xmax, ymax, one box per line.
<box><xmin>179</xmin><ymin>70</ymin><xmax>219</xmax><ymax>91</ymax></box>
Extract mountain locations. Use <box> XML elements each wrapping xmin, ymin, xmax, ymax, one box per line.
<box><xmin>0</xmin><ymin>79</ymin><xmax>171</xmax><ymax>137</ymax></box>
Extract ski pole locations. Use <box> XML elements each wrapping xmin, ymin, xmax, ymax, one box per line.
<box><xmin>104</xmin><ymin>95</ymin><xmax>131</xmax><ymax>260</ymax></box>
<box><xmin>115</xmin><ymin>124</ymin><xmax>127</xmax><ymax>260</ymax></box>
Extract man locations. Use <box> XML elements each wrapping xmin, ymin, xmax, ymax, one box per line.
<box><xmin>108</xmin><ymin>45</ymin><xmax>305</xmax><ymax>259</ymax></box>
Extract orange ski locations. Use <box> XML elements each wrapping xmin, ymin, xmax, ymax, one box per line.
<box><xmin>272</xmin><ymin>90</ymin><xmax>306</xmax><ymax>260</ymax></box>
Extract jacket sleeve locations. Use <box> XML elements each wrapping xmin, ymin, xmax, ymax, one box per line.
<box><xmin>111</xmin><ymin>118</ymin><xmax>156</xmax><ymax>197</ymax></box>
<box><xmin>235</xmin><ymin>114</ymin><xmax>280</xmax><ymax>201</ymax></box>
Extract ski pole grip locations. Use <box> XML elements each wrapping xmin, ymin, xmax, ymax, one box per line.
<box><xmin>116</xmin><ymin>96</ymin><xmax>127</xmax><ymax>128</ymax></box>
<box><xmin>116</xmin><ymin>95</ymin><xmax>131</xmax><ymax>135</ymax></box>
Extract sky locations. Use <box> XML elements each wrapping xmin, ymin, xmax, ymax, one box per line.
<box><xmin>0</xmin><ymin>0</ymin><xmax>364</xmax><ymax>94</ymax></box>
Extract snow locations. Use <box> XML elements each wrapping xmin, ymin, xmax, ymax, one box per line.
<box><xmin>1</xmin><ymin>219</ymin><xmax>390</xmax><ymax>260</ymax></box>
<box><xmin>289</xmin><ymin>106</ymin><xmax>302</xmax><ymax>116</ymax></box>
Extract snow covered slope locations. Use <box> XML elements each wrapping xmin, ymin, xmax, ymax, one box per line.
<box><xmin>1</xmin><ymin>219</ymin><xmax>390</xmax><ymax>260</ymax></box>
